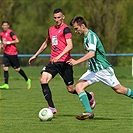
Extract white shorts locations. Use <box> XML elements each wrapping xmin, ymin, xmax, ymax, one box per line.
<box><xmin>79</xmin><ymin>67</ymin><xmax>120</xmax><ymax>87</ymax></box>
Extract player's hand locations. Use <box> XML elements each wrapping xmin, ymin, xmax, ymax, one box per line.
<box><xmin>51</xmin><ymin>56</ymin><xmax>60</xmax><ymax>63</ymax></box>
<box><xmin>67</xmin><ymin>58</ymin><xmax>78</xmax><ymax>66</ymax></box>
<box><xmin>28</xmin><ymin>55</ymin><xmax>37</xmax><ymax>65</ymax></box>
<box><xmin>0</xmin><ymin>43</ymin><xmax>3</xmax><ymax>50</ymax></box>
<box><xmin>6</xmin><ymin>41</ymin><xmax>11</xmax><ymax>45</ymax></box>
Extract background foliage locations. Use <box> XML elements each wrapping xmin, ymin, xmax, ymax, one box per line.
<box><xmin>0</xmin><ymin>0</ymin><xmax>133</xmax><ymax>66</ymax></box>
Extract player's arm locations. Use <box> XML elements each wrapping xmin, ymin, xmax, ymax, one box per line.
<box><xmin>28</xmin><ymin>38</ymin><xmax>49</xmax><ymax>65</ymax></box>
<box><xmin>68</xmin><ymin>34</ymin><xmax>97</xmax><ymax>66</ymax></box>
<box><xmin>51</xmin><ymin>38</ymin><xmax>73</xmax><ymax>63</ymax></box>
<box><xmin>60</xmin><ymin>38</ymin><xmax>73</xmax><ymax>57</ymax></box>
<box><xmin>6</xmin><ymin>38</ymin><xmax>19</xmax><ymax>45</ymax></box>
<box><xmin>6</xmin><ymin>32</ymin><xmax>19</xmax><ymax>45</ymax></box>
<box><xmin>0</xmin><ymin>35</ymin><xmax>3</xmax><ymax>49</ymax></box>
<box><xmin>60</xmin><ymin>27</ymin><xmax>73</xmax><ymax>57</ymax></box>
<box><xmin>53</xmin><ymin>38</ymin><xmax>73</xmax><ymax>62</ymax></box>
<box><xmin>68</xmin><ymin>51</ymin><xmax>95</xmax><ymax>66</ymax></box>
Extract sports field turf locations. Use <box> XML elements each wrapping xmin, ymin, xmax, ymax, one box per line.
<box><xmin>0</xmin><ymin>66</ymin><xmax>133</xmax><ymax>133</ymax></box>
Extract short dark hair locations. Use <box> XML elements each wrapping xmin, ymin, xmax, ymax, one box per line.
<box><xmin>2</xmin><ymin>20</ymin><xmax>9</xmax><ymax>25</ymax></box>
<box><xmin>70</xmin><ymin>16</ymin><xmax>87</xmax><ymax>27</ymax></box>
<box><xmin>53</xmin><ymin>8</ymin><xmax>64</xmax><ymax>14</ymax></box>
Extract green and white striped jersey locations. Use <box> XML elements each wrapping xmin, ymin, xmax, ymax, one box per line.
<box><xmin>84</xmin><ymin>29</ymin><xmax>112</xmax><ymax>72</ymax></box>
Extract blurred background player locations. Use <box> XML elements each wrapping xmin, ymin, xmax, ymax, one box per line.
<box><xmin>28</xmin><ymin>8</ymin><xmax>95</xmax><ymax>114</ymax></box>
<box><xmin>68</xmin><ymin>16</ymin><xmax>133</xmax><ymax>120</ymax></box>
<box><xmin>0</xmin><ymin>21</ymin><xmax>31</xmax><ymax>89</ymax></box>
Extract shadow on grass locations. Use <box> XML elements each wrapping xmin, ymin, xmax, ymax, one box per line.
<box><xmin>92</xmin><ymin>117</ymin><xmax>115</xmax><ymax>120</ymax></box>
<box><xmin>54</xmin><ymin>114</ymin><xmax>115</xmax><ymax>120</ymax></box>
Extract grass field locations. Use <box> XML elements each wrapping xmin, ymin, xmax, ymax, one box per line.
<box><xmin>0</xmin><ymin>66</ymin><xmax>133</xmax><ymax>133</ymax></box>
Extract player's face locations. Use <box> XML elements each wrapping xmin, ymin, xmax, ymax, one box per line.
<box><xmin>53</xmin><ymin>12</ymin><xmax>65</xmax><ymax>28</ymax></box>
<box><xmin>2</xmin><ymin>23</ymin><xmax>9</xmax><ymax>31</ymax></box>
<box><xmin>73</xmin><ymin>22</ymin><xmax>84</xmax><ymax>35</ymax></box>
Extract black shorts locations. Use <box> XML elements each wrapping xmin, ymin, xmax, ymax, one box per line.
<box><xmin>2</xmin><ymin>53</ymin><xmax>20</xmax><ymax>69</ymax></box>
<box><xmin>41</xmin><ymin>62</ymin><xmax>74</xmax><ymax>86</ymax></box>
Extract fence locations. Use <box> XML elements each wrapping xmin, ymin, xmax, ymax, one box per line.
<box><xmin>0</xmin><ymin>53</ymin><xmax>133</xmax><ymax>76</ymax></box>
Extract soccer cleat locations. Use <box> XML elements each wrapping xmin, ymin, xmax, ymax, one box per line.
<box><xmin>27</xmin><ymin>79</ymin><xmax>31</xmax><ymax>89</ymax></box>
<box><xmin>76</xmin><ymin>112</ymin><xmax>94</xmax><ymax>120</ymax></box>
<box><xmin>48</xmin><ymin>106</ymin><xmax>57</xmax><ymax>114</ymax></box>
<box><xmin>0</xmin><ymin>84</ymin><xmax>9</xmax><ymax>89</ymax></box>
<box><xmin>89</xmin><ymin>92</ymin><xmax>96</xmax><ymax>109</ymax></box>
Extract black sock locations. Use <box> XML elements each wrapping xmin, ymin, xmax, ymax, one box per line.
<box><xmin>18</xmin><ymin>69</ymin><xmax>28</xmax><ymax>81</ymax></box>
<box><xmin>4</xmin><ymin>71</ymin><xmax>8</xmax><ymax>84</ymax></box>
<box><xmin>41</xmin><ymin>84</ymin><xmax>55</xmax><ymax>108</ymax></box>
<box><xmin>72</xmin><ymin>90</ymin><xmax>92</xmax><ymax>100</ymax></box>
<box><xmin>72</xmin><ymin>90</ymin><xmax>77</xmax><ymax>94</ymax></box>
<box><xmin>85</xmin><ymin>91</ymin><xmax>92</xmax><ymax>100</ymax></box>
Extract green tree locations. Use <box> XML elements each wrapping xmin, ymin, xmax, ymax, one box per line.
<box><xmin>0</xmin><ymin>0</ymin><xmax>133</xmax><ymax>66</ymax></box>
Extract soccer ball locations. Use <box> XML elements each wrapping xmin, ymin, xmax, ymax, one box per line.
<box><xmin>38</xmin><ymin>108</ymin><xmax>53</xmax><ymax>121</ymax></box>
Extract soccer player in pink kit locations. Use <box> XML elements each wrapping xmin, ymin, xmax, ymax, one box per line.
<box><xmin>0</xmin><ymin>21</ymin><xmax>31</xmax><ymax>89</ymax></box>
<box><xmin>28</xmin><ymin>8</ymin><xmax>95</xmax><ymax>114</ymax></box>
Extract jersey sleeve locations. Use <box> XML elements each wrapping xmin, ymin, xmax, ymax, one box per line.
<box><xmin>10</xmin><ymin>31</ymin><xmax>17</xmax><ymax>40</ymax></box>
<box><xmin>86</xmin><ymin>34</ymin><xmax>97</xmax><ymax>51</ymax></box>
<box><xmin>63</xmin><ymin>27</ymin><xmax>72</xmax><ymax>39</ymax></box>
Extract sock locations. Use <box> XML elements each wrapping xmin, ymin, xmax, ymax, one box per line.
<box><xmin>18</xmin><ymin>69</ymin><xmax>28</xmax><ymax>81</ymax></box>
<box><xmin>41</xmin><ymin>84</ymin><xmax>55</xmax><ymax>108</ymax></box>
<box><xmin>73</xmin><ymin>90</ymin><xmax>92</xmax><ymax>100</ymax></box>
<box><xmin>85</xmin><ymin>91</ymin><xmax>92</xmax><ymax>100</ymax></box>
<box><xmin>125</xmin><ymin>88</ymin><xmax>133</xmax><ymax>98</ymax></box>
<box><xmin>78</xmin><ymin>92</ymin><xmax>92</xmax><ymax>112</ymax></box>
<box><xmin>4</xmin><ymin>71</ymin><xmax>9</xmax><ymax>84</ymax></box>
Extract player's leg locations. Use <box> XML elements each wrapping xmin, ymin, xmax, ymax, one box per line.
<box><xmin>75</xmin><ymin>80</ymin><xmax>94</xmax><ymax>120</ymax></box>
<box><xmin>109</xmin><ymin>68</ymin><xmax>133</xmax><ymax>98</ymax></box>
<box><xmin>73</xmin><ymin>70</ymin><xmax>97</xmax><ymax>120</ymax></box>
<box><xmin>40</xmin><ymin>63</ymin><xmax>58</xmax><ymax>114</ymax></box>
<box><xmin>0</xmin><ymin>54</ymin><xmax>10</xmax><ymax>89</ymax></box>
<box><xmin>112</xmin><ymin>84</ymin><xmax>133</xmax><ymax>98</ymax></box>
<box><xmin>66</xmin><ymin>84</ymin><xmax>96</xmax><ymax>109</ymax></box>
<box><xmin>3</xmin><ymin>66</ymin><xmax>9</xmax><ymax>84</ymax></box>
<box><xmin>62</xmin><ymin>63</ymin><xmax>96</xmax><ymax>109</ymax></box>
<box><xmin>11</xmin><ymin>55</ymin><xmax>31</xmax><ymax>89</ymax></box>
<box><xmin>15</xmin><ymin>67</ymin><xmax>31</xmax><ymax>89</ymax></box>
<box><xmin>40</xmin><ymin>72</ymin><xmax>53</xmax><ymax>107</ymax></box>
<box><xmin>0</xmin><ymin>66</ymin><xmax>9</xmax><ymax>89</ymax></box>
<box><xmin>97</xmin><ymin>67</ymin><xmax>133</xmax><ymax>98</ymax></box>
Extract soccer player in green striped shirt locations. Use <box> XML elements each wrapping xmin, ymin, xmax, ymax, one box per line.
<box><xmin>68</xmin><ymin>16</ymin><xmax>133</xmax><ymax>120</ymax></box>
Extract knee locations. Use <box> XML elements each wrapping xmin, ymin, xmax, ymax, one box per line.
<box><xmin>75</xmin><ymin>84</ymin><xmax>82</xmax><ymax>94</ymax></box>
<box><xmin>75</xmin><ymin>84</ymin><xmax>81</xmax><ymax>91</ymax></box>
<box><xmin>40</xmin><ymin>77</ymin><xmax>46</xmax><ymax>84</ymax></box>
<box><xmin>40</xmin><ymin>72</ymin><xmax>52</xmax><ymax>84</ymax></box>
<box><xmin>15</xmin><ymin>68</ymin><xmax>20</xmax><ymax>72</ymax></box>
<box><xmin>67</xmin><ymin>89</ymin><xmax>74</xmax><ymax>93</ymax></box>
<box><xmin>67</xmin><ymin>85</ymin><xmax>75</xmax><ymax>93</ymax></box>
<box><xmin>3</xmin><ymin>67</ymin><xmax>8</xmax><ymax>71</ymax></box>
<box><xmin>40</xmin><ymin>77</ymin><xmax>49</xmax><ymax>84</ymax></box>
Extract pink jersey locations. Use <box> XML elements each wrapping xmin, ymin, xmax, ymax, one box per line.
<box><xmin>48</xmin><ymin>23</ymin><xmax>72</xmax><ymax>62</ymax></box>
<box><xmin>0</xmin><ymin>29</ymin><xmax>18</xmax><ymax>55</ymax></box>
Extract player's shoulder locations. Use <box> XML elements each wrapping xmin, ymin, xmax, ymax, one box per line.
<box><xmin>61</xmin><ymin>23</ymin><xmax>71</xmax><ymax>31</ymax></box>
<box><xmin>89</xmin><ymin>29</ymin><xmax>97</xmax><ymax>36</ymax></box>
<box><xmin>88</xmin><ymin>29</ymin><xmax>98</xmax><ymax>39</ymax></box>
<box><xmin>49</xmin><ymin>25</ymin><xmax>55</xmax><ymax>31</ymax></box>
<box><xmin>62</xmin><ymin>23</ymin><xmax>69</xmax><ymax>28</ymax></box>
<box><xmin>0</xmin><ymin>31</ymin><xmax>3</xmax><ymax>36</ymax></box>
<box><xmin>61</xmin><ymin>23</ymin><xmax>71</xmax><ymax>34</ymax></box>
<box><xmin>89</xmin><ymin>29</ymin><xmax>94</xmax><ymax>34</ymax></box>
<box><xmin>7</xmin><ymin>29</ymin><xmax>13</xmax><ymax>33</ymax></box>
